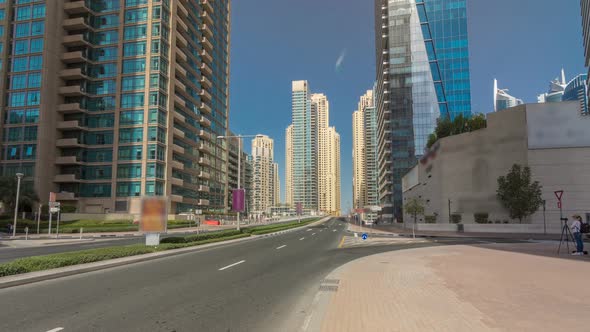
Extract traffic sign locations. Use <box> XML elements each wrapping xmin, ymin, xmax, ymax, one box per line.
<box><xmin>554</xmin><ymin>190</ymin><xmax>564</xmax><ymax>201</ymax></box>
<box><xmin>362</xmin><ymin>233</ymin><xmax>368</xmax><ymax>240</ymax></box>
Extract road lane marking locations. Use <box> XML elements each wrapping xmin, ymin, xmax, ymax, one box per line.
<box><xmin>300</xmin><ymin>237</ymin><xmax>305</xmax><ymax>240</ymax></box>
<box><xmin>219</xmin><ymin>260</ymin><xmax>246</xmax><ymax>271</ymax></box>
<box><xmin>338</xmin><ymin>236</ymin><xmax>345</xmax><ymax>248</ymax></box>
<box><xmin>46</xmin><ymin>328</ymin><xmax>64</xmax><ymax>332</ymax></box>
<box><xmin>307</xmin><ymin>229</ymin><xmax>313</xmax><ymax>232</ymax></box>
<box><xmin>312</xmin><ymin>233</ymin><xmax>316</xmax><ymax>236</ymax></box>
<box><xmin>333</xmin><ymin>229</ymin><xmax>337</xmax><ymax>232</ymax></box>
<box><xmin>276</xmin><ymin>245</ymin><xmax>287</xmax><ymax>249</ymax></box>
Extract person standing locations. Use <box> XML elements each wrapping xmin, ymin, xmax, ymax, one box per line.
<box><xmin>571</xmin><ymin>215</ymin><xmax>585</xmax><ymax>256</ymax></box>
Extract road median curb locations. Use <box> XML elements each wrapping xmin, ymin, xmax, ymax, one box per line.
<box><xmin>0</xmin><ymin>216</ymin><xmax>332</xmax><ymax>289</ymax></box>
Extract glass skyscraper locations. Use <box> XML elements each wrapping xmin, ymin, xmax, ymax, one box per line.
<box><xmin>0</xmin><ymin>0</ymin><xmax>231</xmax><ymax>214</ymax></box>
<box><xmin>375</xmin><ymin>0</ymin><xmax>472</xmax><ymax>221</ymax></box>
<box><xmin>563</xmin><ymin>74</ymin><xmax>589</xmax><ymax>115</ymax></box>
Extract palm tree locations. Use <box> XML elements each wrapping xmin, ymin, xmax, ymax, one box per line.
<box><xmin>0</xmin><ymin>176</ymin><xmax>39</xmax><ymax>214</ymax></box>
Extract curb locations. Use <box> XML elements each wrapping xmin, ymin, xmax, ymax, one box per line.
<box><xmin>0</xmin><ymin>216</ymin><xmax>332</xmax><ymax>289</ymax></box>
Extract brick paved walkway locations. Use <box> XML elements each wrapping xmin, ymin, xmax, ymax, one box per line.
<box><xmin>309</xmin><ymin>243</ymin><xmax>590</xmax><ymax>332</ymax></box>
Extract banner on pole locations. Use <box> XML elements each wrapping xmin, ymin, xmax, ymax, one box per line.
<box><xmin>232</xmin><ymin>189</ymin><xmax>245</xmax><ymax>213</ymax></box>
<box><xmin>140</xmin><ymin>197</ymin><xmax>168</xmax><ymax>233</ymax></box>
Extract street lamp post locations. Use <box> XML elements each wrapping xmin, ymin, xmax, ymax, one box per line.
<box><xmin>217</xmin><ymin>134</ymin><xmax>257</xmax><ymax>232</ymax></box>
<box><xmin>12</xmin><ymin>173</ymin><xmax>24</xmax><ymax>237</ymax></box>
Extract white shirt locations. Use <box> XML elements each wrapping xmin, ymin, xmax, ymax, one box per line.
<box><xmin>571</xmin><ymin>219</ymin><xmax>582</xmax><ymax>233</ymax></box>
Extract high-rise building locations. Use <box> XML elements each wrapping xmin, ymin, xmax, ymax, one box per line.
<box><xmin>537</xmin><ymin>69</ymin><xmax>567</xmax><ymax>103</ymax></box>
<box><xmin>582</xmin><ymin>0</ymin><xmax>589</xmax><ymax>101</ymax></box>
<box><xmin>251</xmin><ymin>134</ymin><xmax>276</xmax><ymax>215</ymax></box>
<box><xmin>286</xmin><ymin>81</ymin><xmax>340</xmax><ymax>214</ymax></box>
<box><xmin>290</xmin><ymin>80</ymin><xmax>317</xmax><ymax>210</ymax></box>
<box><xmin>364</xmin><ymin>98</ymin><xmax>379</xmax><ymax>210</ymax></box>
<box><xmin>272</xmin><ymin>162</ymin><xmax>280</xmax><ymax>206</ymax></box>
<box><xmin>352</xmin><ymin>89</ymin><xmax>375</xmax><ymax>210</ymax></box>
<box><xmin>227</xmin><ymin>133</ymin><xmax>251</xmax><ymax>213</ymax></box>
<box><xmin>0</xmin><ymin>1</ymin><xmax>231</xmax><ymax>214</ymax></box>
<box><xmin>563</xmin><ymin>74</ymin><xmax>589</xmax><ymax>115</ymax></box>
<box><xmin>285</xmin><ymin>125</ymin><xmax>293</xmax><ymax>206</ymax></box>
<box><xmin>375</xmin><ymin>0</ymin><xmax>472</xmax><ymax>221</ymax></box>
<box><xmin>494</xmin><ymin>79</ymin><xmax>524</xmax><ymax>111</ymax></box>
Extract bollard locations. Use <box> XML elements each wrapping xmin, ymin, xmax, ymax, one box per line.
<box><xmin>80</xmin><ymin>227</ymin><xmax>83</xmax><ymax>240</ymax></box>
<box><xmin>25</xmin><ymin>226</ymin><xmax>29</xmax><ymax>240</ymax></box>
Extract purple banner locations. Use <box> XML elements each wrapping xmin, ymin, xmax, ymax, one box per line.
<box><xmin>232</xmin><ymin>189</ymin><xmax>246</xmax><ymax>212</ymax></box>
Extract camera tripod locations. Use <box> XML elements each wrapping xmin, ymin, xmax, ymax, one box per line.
<box><xmin>557</xmin><ymin>218</ymin><xmax>574</xmax><ymax>254</ymax></box>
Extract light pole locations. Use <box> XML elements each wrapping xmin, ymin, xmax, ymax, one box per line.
<box><xmin>12</xmin><ymin>173</ymin><xmax>24</xmax><ymax>237</ymax></box>
<box><xmin>217</xmin><ymin>134</ymin><xmax>256</xmax><ymax>232</ymax></box>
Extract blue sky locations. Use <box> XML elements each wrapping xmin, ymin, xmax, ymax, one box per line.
<box><xmin>229</xmin><ymin>0</ymin><xmax>586</xmax><ymax>210</ymax></box>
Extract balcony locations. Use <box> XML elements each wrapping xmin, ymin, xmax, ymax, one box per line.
<box><xmin>198</xmin><ymin>157</ymin><xmax>211</xmax><ymax>166</ymax></box>
<box><xmin>59</xmin><ymin>85</ymin><xmax>87</xmax><ymax>97</ymax></box>
<box><xmin>176</xmin><ymin>33</ymin><xmax>188</xmax><ymax>48</ymax></box>
<box><xmin>201</xmin><ymin>49</ymin><xmax>213</xmax><ymax>64</ymax></box>
<box><xmin>198</xmin><ymin>199</ymin><xmax>210</xmax><ymax>206</ymax></box>
<box><xmin>201</xmin><ymin>76</ymin><xmax>212</xmax><ymax>89</ymax></box>
<box><xmin>201</xmin><ymin>0</ymin><xmax>214</xmax><ymax>14</ymax></box>
<box><xmin>172</xmin><ymin>144</ymin><xmax>185</xmax><ymax>154</ymax></box>
<box><xmin>170</xmin><ymin>177</ymin><xmax>184</xmax><ymax>187</ymax></box>
<box><xmin>199</xmin><ymin>116</ymin><xmax>211</xmax><ymax>127</ymax></box>
<box><xmin>199</xmin><ymin>143</ymin><xmax>212</xmax><ymax>154</ymax></box>
<box><xmin>55</xmin><ymin>192</ymin><xmax>78</xmax><ymax>201</ymax></box>
<box><xmin>55</xmin><ymin>156</ymin><xmax>82</xmax><ymax>165</ymax></box>
<box><xmin>58</xmin><ymin>103</ymin><xmax>86</xmax><ymax>114</ymax></box>
<box><xmin>175</xmin><ymin>63</ymin><xmax>188</xmax><ymax>78</ymax></box>
<box><xmin>176</xmin><ymin>18</ymin><xmax>189</xmax><ymax>33</ymax></box>
<box><xmin>201</xmin><ymin>36</ymin><xmax>213</xmax><ymax>52</ymax></box>
<box><xmin>173</xmin><ymin>127</ymin><xmax>185</xmax><ymax>138</ymax></box>
<box><xmin>56</xmin><ymin>138</ymin><xmax>84</xmax><ymax>148</ymax></box>
<box><xmin>175</xmin><ymin>79</ymin><xmax>187</xmax><ymax>92</ymax></box>
<box><xmin>201</xmin><ymin>11</ymin><xmax>214</xmax><ymax>26</ymax></box>
<box><xmin>200</xmin><ymin>63</ymin><xmax>213</xmax><ymax>77</ymax></box>
<box><xmin>62</xmin><ymin>51</ymin><xmax>89</xmax><ymax>64</ymax></box>
<box><xmin>200</xmin><ymin>24</ymin><xmax>213</xmax><ymax>39</ymax></box>
<box><xmin>198</xmin><ymin>171</ymin><xmax>211</xmax><ymax>180</ymax></box>
<box><xmin>171</xmin><ymin>195</ymin><xmax>183</xmax><ymax>203</ymax></box>
<box><xmin>200</xmin><ymin>88</ymin><xmax>212</xmax><ymax>102</ymax></box>
<box><xmin>57</xmin><ymin>120</ymin><xmax>85</xmax><ymax>131</ymax></box>
<box><xmin>200</xmin><ymin>102</ymin><xmax>212</xmax><ymax>115</ymax></box>
<box><xmin>174</xmin><ymin>94</ymin><xmax>186</xmax><ymax>108</ymax></box>
<box><xmin>54</xmin><ymin>174</ymin><xmax>80</xmax><ymax>183</ymax></box>
<box><xmin>176</xmin><ymin>49</ymin><xmax>188</xmax><ymax>63</ymax></box>
<box><xmin>198</xmin><ymin>185</ymin><xmax>210</xmax><ymax>193</ymax></box>
<box><xmin>64</xmin><ymin>0</ymin><xmax>91</xmax><ymax>14</ymax></box>
<box><xmin>63</xmin><ymin>34</ymin><xmax>90</xmax><ymax>47</ymax></box>
<box><xmin>173</xmin><ymin>111</ymin><xmax>185</xmax><ymax>123</ymax></box>
<box><xmin>170</xmin><ymin>160</ymin><xmax>184</xmax><ymax>170</ymax></box>
<box><xmin>59</xmin><ymin>68</ymin><xmax>88</xmax><ymax>80</ymax></box>
<box><xmin>199</xmin><ymin>130</ymin><xmax>212</xmax><ymax>141</ymax></box>
<box><xmin>63</xmin><ymin>17</ymin><xmax>90</xmax><ymax>31</ymax></box>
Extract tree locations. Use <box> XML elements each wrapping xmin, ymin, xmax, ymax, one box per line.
<box><xmin>496</xmin><ymin>164</ymin><xmax>543</xmax><ymax>223</ymax></box>
<box><xmin>0</xmin><ymin>176</ymin><xmax>39</xmax><ymax>213</ymax></box>
<box><xmin>404</xmin><ymin>197</ymin><xmax>425</xmax><ymax>238</ymax></box>
<box><xmin>427</xmin><ymin>113</ymin><xmax>487</xmax><ymax>149</ymax></box>
<box><xmin>426</xmin><ymin>133</ymin><xmax>438</xmax><ymax>149</ymax></box>
<box><xmin>467</xmin><ymin>113</ymin><xmax>487</xmax><ymax>131</ymax></box>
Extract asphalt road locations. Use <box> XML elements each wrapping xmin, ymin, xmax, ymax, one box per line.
<box><xmin>0</xmin><ymin>218</ymin><xmax>494</xmax><ymax>332</ymax></box>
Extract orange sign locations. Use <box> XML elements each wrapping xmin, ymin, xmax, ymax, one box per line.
<box><xmin>140</xmin><ymin>197</ymin><xmax>167</xmax><ymax>233</ymax></box>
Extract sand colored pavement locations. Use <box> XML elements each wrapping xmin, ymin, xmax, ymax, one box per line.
<box><xmin>315</xmin><ymin>243</ymin><xmax>590</xmax><ymax>332</ymax></box>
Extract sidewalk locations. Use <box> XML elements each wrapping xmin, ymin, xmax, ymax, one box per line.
<box><xmin>307</xmin><ymin>242</ymin><xmax>590</xmax><ymax>332</ymax></box>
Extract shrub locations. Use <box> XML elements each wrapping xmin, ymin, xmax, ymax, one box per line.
<box><xmin>450</xmin><ymin>214</ymin><xmax>462</xmax><ymax>224</ymax></box>
<box><xmin>424</xmin><ymin>215</ymin><xmax>437</xmax><ymax>224</ymax></box>
<box><xmin>474</xmin><ymin>213</ymin><xmax>489</xmax><ymax>224</ymax></box>
<box><xmin>60</xmin><ymin>205</ymin><xmax>77</xmax><ymax>213</ymax></box>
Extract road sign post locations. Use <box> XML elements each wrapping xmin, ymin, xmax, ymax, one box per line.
<box><xmin>555</xmin><ymin>190</ymin><xmax>564</xmax><ymax>222</ymax></box>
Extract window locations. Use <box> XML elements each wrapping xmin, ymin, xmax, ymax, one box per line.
<box><xmin>122</xmin><ymin>58</ymin><xmax>146</xmax><ymax>73</ymax></box>
<box><xmin>148</xmin><ymin>144</ymin><xmax>165</xmax><ymax>161</ymax></box>
<box><xmin>30</xmin><ymin>38</ymin><xmax>43</xmax><ymax>53</ymax></box>
<box><xmin>116</xmin><ymin>182</ymin><xmax>141</xmax><ymax>197</ymax></box>
<box><xmin>124</xmin><ymin>8</ymin><xmax>148</xmax><ymax>23</ymax></box>
<box><xmin>7</xmin><ymin>146</ymin><xmax>20</xmax><ymax>160</ymax></box>
<box><xmin>7</xmin><ymin>110</ymin><xmax>24</xmax><ymax>124</ymax></box>
<box><xmin>118</xmin><ymin>146</ymin><xmax>142</xmax><ymax>160</ymax></box>
<box><xmin>0</xmin><ymin>26</ymin><xmax>4</xmax><ymax>37</ymax></box>
<box><xmin>11</xmin><ymin>74</ymin><xmax>27</xmax><ymax>89</ymax></box>
<box><xmin>31</xmin><ymin>21</ymin><xmax>44</xmax><ymax>35</ymax></box>
<box><xmin>29</xmin><ymin>55</ymin><xmax>42</xmax><ymax>70</ymax></box>
<box><xmin>27</xmin><ymin>72</ymin><xmax>41</xmax><ymax>88</ymax></box>
<box><xmin>90</xmin><ymin>14</ymin><xmax>119</xmax><ymax>29</ymax></box>
<box><xmin>13</xmin><ymin>40</ymin><xmax>28</xmax><ymax>55</ymax></box>
<box><xmin>91</xmin><ymin>47</ymin><xmax>118</xmax><ymax>62</ymax></box>
<box><xmin>0</xmin><ymin>9</ymin><xmax>5</xmax><ymax>20</ymax></box>
<box><xmin>15</xmin><ymin>23</ymin><xmax>29</xmax><ymax>38</ymax></box>
<box><xmin>25</xmin><ymin>109</ymin><xmax>38</xmax><ymax>123</ymax></box>
<box><xmin>32</xmin><ymin>4</ymin><xmax>45</xmax><ymax>19</ymax></box>
<box><xmin>26</xmin><ymin>90</ymin><xmax>40</xmax><ymax>105</ymax></box>
<box><xmin>15</xmin><ymin>7</ymin><xmax>31</xmax><ymax>21</ymax></box>
<box><xmin>117</xmin><ymin>164</ymin><xmax>142</xmax><ymax>179</ymax></box>
<box><xmin>123</xmin><ymin>41</ymin><xmax>146</xmax><ymax>57</ymax></box>
<box><xmin>22</xmin><ymin>144</ymin><xmax>36</xmax><ymax>159</ymax></box>
<box><xmin>23</xmin><ymin>126</ymin><xmax>37</xmax><ymax>141</ymax></box>
<box><xmin>126</xmin><ymin>0</ymin><xmax>149</xmax><ymax>6</ymax></box>
<box><xmin>12</xmin><ymin>57</ymin><xmax>28</xmax><ymax>72</ymax></box>
<box><xmin>122</xmin><ymin>76</ymin><xmax>145</xmax><ymax>91</ymax></box>
<box><xmin>120</xmin><ymin>93</ymin><xmax>145</xmax><ymax>108</ymax></box>
<box><xmin>123</xmin><ymin>24</ymin><xmax>147</xmax><ymax>40</ymax></box>
<box><xmin>94</xmin><ymin>31</ymin><xmax>119</xmax><ymax>45</ymax></box>
<box><xmin>88</xmin><ymin>80</ymin><xmax>116</xmax><ymax>95</ymax></box>
<box><xmin>118</xmin><ymin>127</ymin><xmax>143</xmax><ymax>143</ymax></box>
<box><xmin>6</xmin><ymin>127</ymin><xmax>22</xmax><ymax>141</ymax></box>
<box><xmin>119</xmin><ymin>110</ymin><xmax>144</xmax><ymax>125</ymax></box>
<box><xmin>9</xmin><ymin>92</ymin><xmax>26</xmax><ymax>107</ymax></box>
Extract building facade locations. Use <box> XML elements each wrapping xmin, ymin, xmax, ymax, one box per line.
<box><xmin>0</xmin><ymin>0</ymin><xmax>231</xmax><ymax>214</ymax></box>
<box><xmin>537</xmin><ymin>69</ymin><xmax>566</xmax><ymax>103</ymax></box>
<box><xmin>494</xmin><ymin>79</ymin><xmax>523</xmax><ymax>112</ymax></box>
<box><xmin>250</xmin><ymin>134</ymin><xmax>276</xmax><ymax>215</ymax></box>
<box><xmin>402</xmin><ymin>101</ymin><xmax>590</xmax><ymax>232</ymax></box>
<box><xmin>352</xmin><ymin>108</ymin><xmax>365</xmax><ymax>210</ymax></box>
<box><xmin>286</xmin><ymin>81</ymin><xmax>341</xmax><ymax>214</ymax></box>
<box><xmin>227</xmin><ymin>133</ymin><xmax>251</xmax><ymax>214</ymax></box>
<box><xmin>582</xmin><ymin>0</ymin><xmax>589</xmax><ymax>101</ymax></box>
<box><xmin>563</xmin><ymin>74</ymin><xmax>589</xmax><ymax>115</ymax></box>
<box><xmin>375</xmin><ymin>0</ymin><xmax>471</xmax><ymax>222</ymax></box>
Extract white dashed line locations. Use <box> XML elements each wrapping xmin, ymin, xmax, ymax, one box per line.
<box><xmin>300</xmin><ymin>237</ymin><xmax>305</xmax><ymax>240</ymax></box>
<box><xmin>276</xmin><ymin>245</ymin><xmax>287</xmax><ymax>249</ymax></box>
<box><xmin>219</xmin><ymin>260</ymin><xmax>246</xmax><ymax>271</ymax></box>
<box><xmin>312</xmin><ymin>233</ymin><xmax>316</xmax><ymax>236</ymax></box>
<box><xmin>46</xmin><ymin>328</ymin><xmax>64</xmax><ymax>332</ymax></box>
<box><xmin>307</xmin><ymin>229</ymin><xmax>313</xmax><ymax>232</ymax></box>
